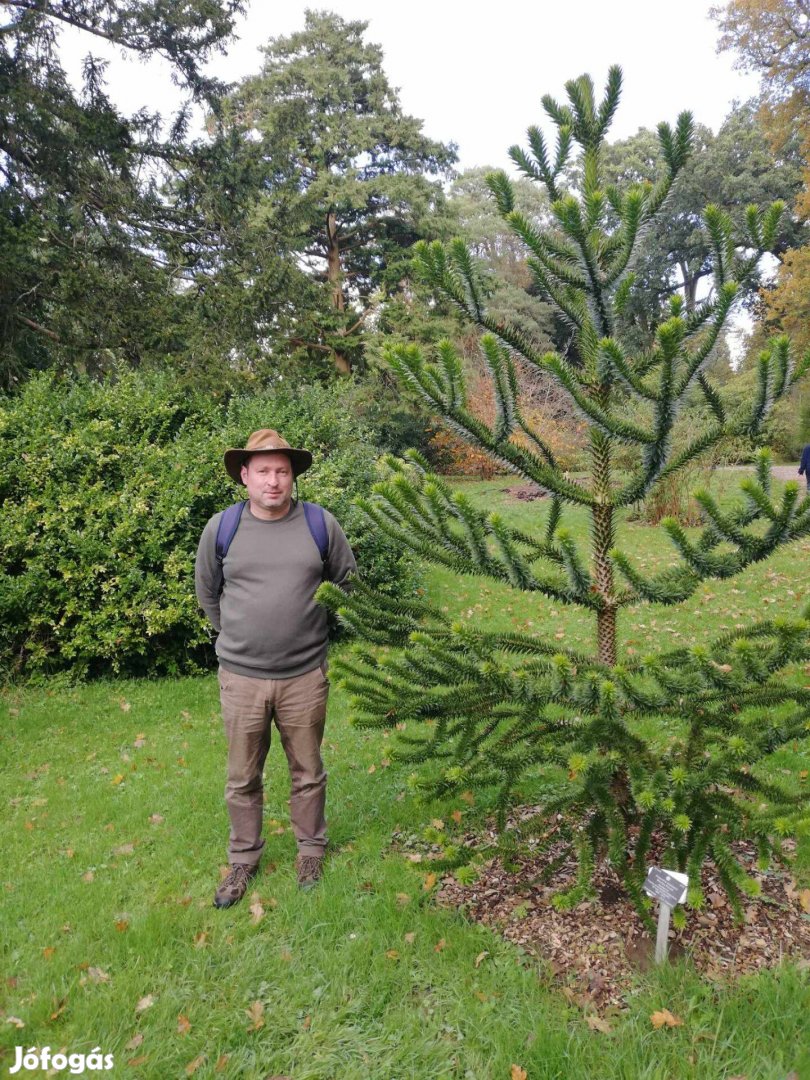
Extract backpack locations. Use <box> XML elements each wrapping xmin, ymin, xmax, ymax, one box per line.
<box><xmin>214</xmin><ymin>500</ymin><xmax>329</xmax><ymax>592</ymax></box>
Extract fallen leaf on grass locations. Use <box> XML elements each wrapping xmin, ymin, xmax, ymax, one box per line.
<box><xmin>404</xmin><ymin>932</ymin><xmax>416</xmax><ymax>944</ymax></box>
<box><xmin>249</xmin><ymin>896</ymin><xmax>265</xmax><ymax>924</ymax></box>
<box><xmin>134</xmin><ymin>735</ymin><xmax>146</xmax><ymax>748</ymax></box>
<box><xmin>586</xmin><ymin>1015</ymin><xmax>612</xmax><ymax>1034</ymax></box>
<box><xmin>431</xmin><ymin>819</ymin><xmax>445</xmax><ymax>830</ymax></box>
<box><xmin>49</xmin><ymin>999</ymin><xmax>67</xmax><ymax>1021</ymax></box>
<box><xmin>650</xmin><ymin>1009</ymin><xmax>683</xmax><ymax>1029</ymax></box>
<box><xmin>185</xmin><ymin>1054</ymin><xmax>205</xmax><ymax>1075</ymax></box>
<box><xmin>460</xmin><ymin>790</ymin><xmax>475</xmax><ymax>805</ymax></box>
<box><xmin>193</xmin><ymin>932</ymin><xmax>208</xmax><ymax>949</ymax></box>
<box><xmin>111</xmin><ymin>774</ymin><xmax>125</xmax><ymax>786</ymax></box>
<box><xmin>302</xmin><ymin>1015</ymin><xmax>311</xmax><ymax>1030</ymax></box>
<box><xmin>177</xmin><ymin>1014</ymin><xmax>192</xmax><ymax>1035</ymax></box>
<box><xmin>82</xmin><ymin>871</ymin><xmax>94</xmax><ymax>883</ymax></box>
<box><xmin>119</xmin><ymin>700</ymin><xmax>131</xmax><ymax>712</ymax></box>
<box><xmin>422</xmin><ymin>872</ymin><xmax>437</xmax><ymax>891</ymax></box>
<box><xmin>42</xmin><ymin>946</ymin><xmax>56</xmax><ymax>959</ymax></box>
<box><xmin>115</xmin><ymin>920</ymin><xmax>130</xmax><ymax>933</ymax></box>
<box><xmin>367</xmin><ymin>764</ymin><xmax>376</xmax><ymax>773</ymax></box>
<box><xmin>127</xmin><ymin>1055</ymin><xmax>148</xmax><ymax>1067</ymax></box>
<box><xmin>135</xmin><ymin>994</ymin><xmax>155</xmax><ymax>1014</ymax></box>
<box><xmin>6</xmin><ymin>1016</ymin><xmax>25</xmax><ymax>1028</ymax></box>
<box><xmin>434</xmin><ymin>938</ymin><xmax>446</xmax><ymax>952</ymax></box>
<box><xmin>246</xmin><ymin>1001</ymin><xmax>264</xmax><ymax>1032</ymax></box>
<box><xmin>799</xmin><ymin>890</ymin><xmax>810</xmax><ymax>914</ymax></box>
<box><xmin>385</xmin><ymin>949</ymin><xmax>400</xmax><ymax>961</ymax></box>
<box><xmin>125</xmin><ymin>1034</ymin><xmax>144</xmax><ymax>1051</ymax></box>
<box><xmin>511</xmin><ymin>1066</ymin><xmax>528</xmax><ymax>1080</ymax></box>
<box><xmin>451</xmin><ymin>810</ymin><xmax>463</xmax><ymax>825</ymax></box>
<box><xmin>114</xmin><ymin>843</ymin><xmax>135</xmax><ymax>856</ymax></box>
<box><xmin>214</xmin><ymin>1055</ymin><xmax>230</xmax><ymax>1072</ymax></box>
<box><xmin>148</xmin><ymin>814</ymin><xmax>164</xmax><ymax>825</ymax></box>
<box><xmin>474</xmin><ymin>951</ymin><xmax>489</xmax><ymax>968</ymax></box>
<box><xmin>86</xmin><ymin>966</ymin><xmax>110</xmax><ymax>984</ymax></box>
<box><xmin>395</xmin><ymin>893</ymin><xmax>411</xmax><ymax>907</ymax></box>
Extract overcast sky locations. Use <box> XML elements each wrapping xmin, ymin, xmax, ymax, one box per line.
<box><xmin>61</xmin><ymin>0</ymin><xmax>760</xmax><ymax>170</ymax></box>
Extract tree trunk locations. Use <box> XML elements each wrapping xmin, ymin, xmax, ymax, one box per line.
<box><xmin>325</xmin><ymin>211</ymin><xmax>351</xmax><ymax>375</ymax></box>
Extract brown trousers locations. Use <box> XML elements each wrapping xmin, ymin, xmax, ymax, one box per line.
<box><xmin>218</xmin><ymin>664</ymin><xmax>329</xmax><ymax>866</ymax></box>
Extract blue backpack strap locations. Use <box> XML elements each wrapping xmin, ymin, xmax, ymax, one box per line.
<box><xmin>214</xmin><ymin>501</ymin><xmax>247</xmax><ymax>587</ymax></box>
<box><xmin>302</xmin><ymin>501</ymin><xmax>329</xmax><ymax>564</ymax></box>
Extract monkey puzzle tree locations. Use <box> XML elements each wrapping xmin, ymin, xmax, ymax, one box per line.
<box><xmin>319</xmin><ymin>69</ymin><xmax>810</xmax><ymax>921</ymax></box>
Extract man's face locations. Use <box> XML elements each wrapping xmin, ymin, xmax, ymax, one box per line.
<box><xmin>241</xmin><ymin>451</ymin><xmax>294</xmax><ymax>518</ymax></box>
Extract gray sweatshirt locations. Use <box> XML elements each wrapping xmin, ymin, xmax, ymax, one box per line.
<box><xmin>195</xmin><ymin>500</ymin><xmax>356</xmax><ymax>679</ymax></box>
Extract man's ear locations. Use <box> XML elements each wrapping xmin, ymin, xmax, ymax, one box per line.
<box><xmin>240</xmin><ymin>460</ymin><xmax>249</xmax><ymax>485</ymax></box>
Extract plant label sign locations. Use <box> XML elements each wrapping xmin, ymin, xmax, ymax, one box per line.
<box><xmin>644</xmin><ymin>868</ymin><xmax>689</xmax><ymax>964</ymax></box>
<box><xmin>643</xmin><ymin>867</ymin><xmax>688</xmax><ymax>907</ymax></box>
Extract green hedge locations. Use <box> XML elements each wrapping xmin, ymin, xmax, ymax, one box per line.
<box><xmin>0</xmin><ymin>370</ymin><xmax>412</xmax><ymax>679</ymax></box>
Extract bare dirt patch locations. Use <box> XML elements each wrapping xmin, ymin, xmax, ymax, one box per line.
<box><xmin>430</xmin><ymin>822</ymin><xmax>810</xmax><ymax>1012</ymax></box>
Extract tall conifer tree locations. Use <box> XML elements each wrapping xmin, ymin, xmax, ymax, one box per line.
<box><xmin>319</xmin><ymin>70</ymin><xmax>810</xmax><ymax>919</ymax></box>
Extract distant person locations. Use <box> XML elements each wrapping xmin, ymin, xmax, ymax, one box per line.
<box><xmin>800</xmin><ymin>444</ymin><xmax>810</xmax><ymax>490</ymax></box>
<box><xmin>195</xmin><ymin>430</ymin><xmax>356</xmax><ymax>907</ymax></box>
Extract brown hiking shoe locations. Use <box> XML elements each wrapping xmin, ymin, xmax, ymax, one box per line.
<box><xmin>296</xmin><ymin>854</ymin><xmax>323</xmax><ymax>890</ymax></box>
<box><xmin>213</xmin><ymin>863</ymin><xmax>257</xmax><ymax>909</ymax></box>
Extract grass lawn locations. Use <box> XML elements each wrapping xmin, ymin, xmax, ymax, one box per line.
<box><xmin>2</xmin><ymin>470</ymin><xmax>809</xmax><ymax>1079</ymax></box>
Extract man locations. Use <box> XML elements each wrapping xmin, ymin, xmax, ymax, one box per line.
<box><xmin>195</xmin><ymin>429</ymin><xmax>356</xmax><ymax>907</ymax></box>
<box><xmin>800</xmin><ymin>444</ymin><xmax>810</xmax><ymax>490</ymax></box>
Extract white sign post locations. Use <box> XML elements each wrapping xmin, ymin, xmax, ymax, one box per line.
<box><xmin>643</xmin><ymin>867</ymin><xmax>689</xmax><ymax>964</ymax></box>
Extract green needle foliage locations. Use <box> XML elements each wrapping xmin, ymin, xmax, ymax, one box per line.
<box><xmin>317</xmin><ymin>69</ymin><xmax>810</xmax><ymax>922</ymax></box>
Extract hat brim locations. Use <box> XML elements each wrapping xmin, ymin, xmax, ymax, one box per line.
<box><xmin>224</xmin><ymin>447</ymin><xmax>313</xmax><ymax>485</ymax></box>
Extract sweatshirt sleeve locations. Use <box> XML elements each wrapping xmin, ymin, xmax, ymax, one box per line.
<box><xmin>195</xmin><ymin>515</ymin><xmax>223</xmax><ymax>632</ymax></box>
<box><xmin>324</xmin><ymin>512</ymin><xmax>357</xmax><ymax>592</ymax></box>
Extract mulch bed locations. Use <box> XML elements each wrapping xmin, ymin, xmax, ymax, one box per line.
<box><xmin>501</xmin><ymin>484</ymin><xmax>547</xmax><ymax>501</ymax></box>
<box><xmin>397</xmin><ymin>814</ymin><xmax>810</xmax><ymax>1011</ymax></box>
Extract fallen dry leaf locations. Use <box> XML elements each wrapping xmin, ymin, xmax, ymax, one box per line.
<box><xmin>185</xmin><ymin>1054</ymin><xmax>205</xmax><ymax>1075</ymax></box>
<box><xmin>148</xmin><ymin>814</ymin><xmax>164</xmax><ymax>825</ymax></box>
<box><xmin>423</xmin><ymin>872</ymin><xmax>437</xmax><ymax>891</ymax></box>
<box><xmin>396</xmin><ymin>892</ymin><xmax>411</xmax><ymax>906</ymax></box>
<box><xmin>451</xmin><ymin>810</ymin><xmax>463</xmax><ymax>825</ymax></box>
<box><xmin>650</xmin><ymin>1009</ymin><xmax>683</xmax><ymax>1029</ymax></box>
<box><xmin>134</xmin><ymin>735</ymin><xmax>146</xmax><ymax>748</ymax></box>
<box><xmin>474</xmin><ymin>950</ymin><xmax>489</xmax><ymax>968</ymax></box>
<box><xmin>135</xmin><ymin>994</ymin><xmax>155</xmax><ymax>1014</ymax></box>
<box><xmin>49</xmin><ymin>999</ymin><xmax>67</xmax><ymax>1021</ymax></box>
<box><xmin>586</xmin><ymin>1015</ymin><xmax>612</xmax><ymax>1034</ymax></box>
<box><xmin>114</xmin><ymin>843</ymin><xmax>135</xmax><ymax>856</ymax></box>
<box><xmin>6</xmin><ymin>1016</ymin><xmax>25</xmax><ymax>1028</ymax></box>
<box><xmin>246</xmin><ymin>1000</ymin><xmax>264</xmax><ymax>1031</ymax></box>
<box><xmin>385</xmin><ymin>949</ymin><xmax>400</xmax><ymax>960</ymax></box>
<box><xmin>367</xmin><ymin>764</ymin><xmax>376</xmax><ymax>774</ymax></box>
<box><xmin>111</xmin><ymin>774</ymin><xmax>125</xmax><ymax>786</ymax></box>
<box><xmin>125</xmin><ymin>1034</ymin><xmax>144</xmax><ymax>1052</ymax></box>
<box><xmin>82</xmin><ymin>871</ymin><xmax>94</xmax><ymax>883</ymax></box>
<box><xmin>87</xmin><ymin>966</ymin><xmax>110</xmax><ymax>984</ymax></box>
<box><xmin>404</xmin><ymin>932</ymin><xmax>416</xmax><ymax>944</ymax></box>
<box><xmin>42</xmin><ymin>946</ymin><xmax>56</xmax><ymax>959</ymax></box>
<box><xmin>193</xmin><ymin>932</ymin><xmax>208</xmax><ymax>949</ymax></box>
<box><xmin>127</xmin><ymin>1055</ymin><xmax>148</xmax><ymax>1067</ymax></box>
<box><xmin>119</xmin><ymin>699</ymin><xmax>131</xmax><ymax>712</ymax></box>
<box><xmin>115</xmin><ymin>919</ymin><xmax>130</xmax><ymax>933</ymax></box>
<box><xmin>511</xmin><ymin>1066</ymin><xmax>528</xmax><ymax>1080</ymax></box>
<box><xmin>249</xmin><ymin>896</ymin><xmax>265</xmax><ymax>925</ymax></box>
<box><xmin>460</xmin><ymin>790</ymin><xmax>475</xmax><ymax>805</ymax></box>
<box><xmin>434</xmin><ymin>938</ymin><xmax>447</xmax><ymax>952</ymax></box>
<box><xmin>302</xmin><ymin>1014</ymin><xmax>311</xmax><ymax>1030</ymax></box>
<box><xmin>431</xmin><ymin>819</ymin><xmax>445</xmax><ymax>830</ymax></box>
<box><xmin>177</xmin><ymin>1014</ymin><xmax>192</xmax><ymax>1036</ymax></box>
<box><xmin>799</xmin><ymin>890</ymin><xmax>810</xmax><ymax>914</ymax></box>
<box><xmin>214</xmin><ymin>1055</ymin><xmax>230</xmax><ymax>1073</ymax></box>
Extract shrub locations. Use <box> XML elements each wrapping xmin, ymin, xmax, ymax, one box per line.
<box><xmin>0</xmin><ymin>369</ymin><xmax>412</xmax><ymax>679</ymax></box>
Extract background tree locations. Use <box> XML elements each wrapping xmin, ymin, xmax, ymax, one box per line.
<box><xmin>0</xmin><ymin>0</ymin><xmax>244</xmax><ymax>388</ymax></box>
<box><xmin>214</xmin><ymin>10</ymin><xmax>457</xmax><ymax>376</ymax></box>
<box><xmin>321</xmin><ymin>69</ymin><xmax>810</xmax><ymax>921</ymax></box>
